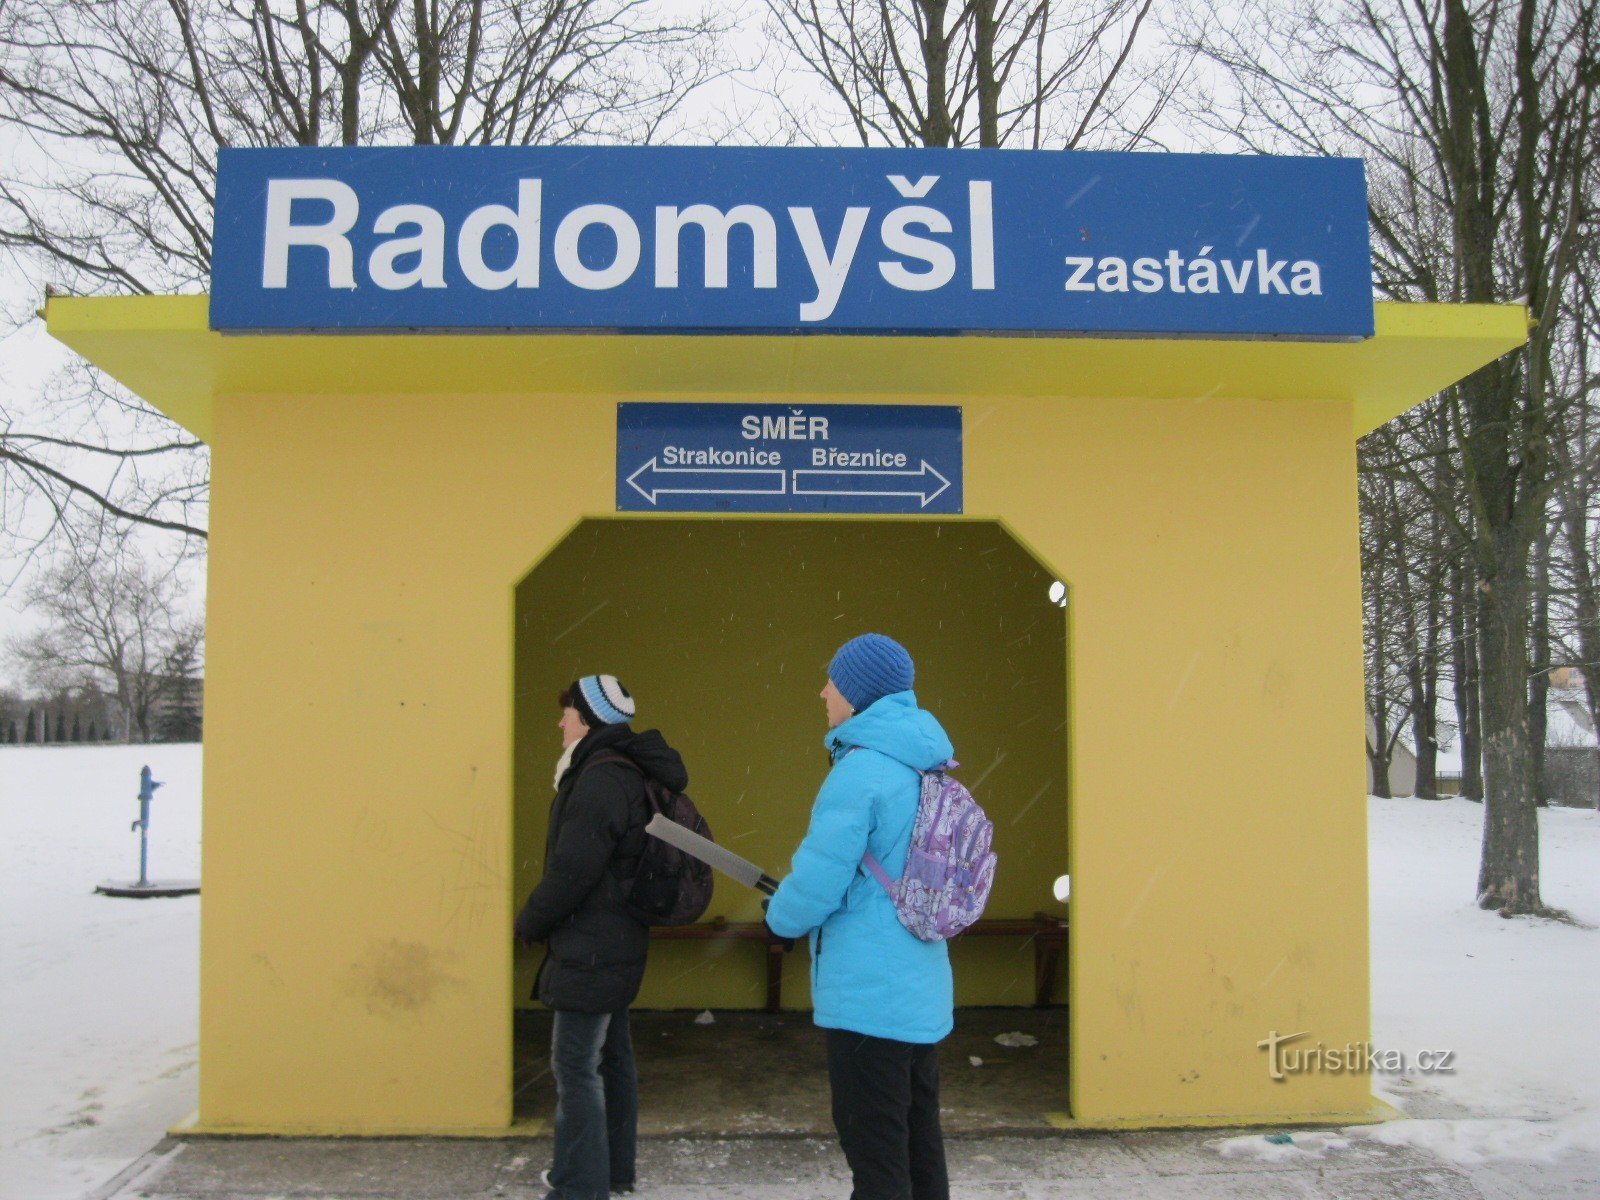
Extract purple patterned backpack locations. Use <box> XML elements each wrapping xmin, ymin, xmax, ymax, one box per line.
<box><xmin>862</xmin><ymin>760</ymin><xmax>998</xmax><ymax>941</ymax></box>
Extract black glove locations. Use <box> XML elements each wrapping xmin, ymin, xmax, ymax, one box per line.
<box><xmin>760</xmin><ymin>899</ymin><xmax>795</xmax><ymax>951</ymax></box>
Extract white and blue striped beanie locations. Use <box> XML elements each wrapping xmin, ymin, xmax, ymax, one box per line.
<box><xmin>569</xmin><ymin>674</ymin><xmax>636</xmax><ymax>727</ymax></box>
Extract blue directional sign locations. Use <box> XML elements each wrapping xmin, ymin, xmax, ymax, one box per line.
<box><xmin>211</xmin><ymin>146</ymin><xmax>1374</xmax><ymax>339</ymax></box>
<box><xmin>617</xmin><ymin>403</ymin><xmax>962</xmax><ymax>514</ymax></box>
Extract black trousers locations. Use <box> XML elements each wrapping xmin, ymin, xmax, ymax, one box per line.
<box><xmin>825</xmin><ymin>1029</ymin><xmax>949</xmax><ymax>1200</ymax></box>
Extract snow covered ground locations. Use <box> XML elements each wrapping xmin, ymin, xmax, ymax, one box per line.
<box><xmin>3</xmin><ymin>745</ymin><xmax>1598</xmax><ymax>1197</ymax></box>
<box><xmin>1361</xmin><ymin>795</ymin><xmax>1600</xmax><ymax>1166</ymax></box>
<box><xmin>2</xmin><ymin>745</ymin><xmax>201</xmax><ymax>1200</ymax></box>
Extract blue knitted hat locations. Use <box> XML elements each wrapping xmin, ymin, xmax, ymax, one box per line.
<box><xmin>828</xmin><ymin>634</ymin><xmax>915</xmax><ymax>712</ymax></box>
<box><xmin>569</xmin><ymin>674</ymin><xmax>636</xmax><ymax>726</ymax></box>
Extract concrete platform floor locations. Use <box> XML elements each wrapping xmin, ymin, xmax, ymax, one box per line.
<box><xmin>95</xmin><ymin>1008</ymin><xmax>1596</xmax><ymax>1199</ymax></box>
<box><xmin>100</xmin><ymin>1129</ymin><xmax>1598</xmax><ymax>1200</ymax></box>
<box><xmin>513</xmin><ymin>1007</ymin><xmax>1069</xmax><ymax>1135</ymax></box>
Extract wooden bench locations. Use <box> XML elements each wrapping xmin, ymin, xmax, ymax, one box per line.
<box><xmin>650</xmin><ymin>917</ymin><xmax>792</xmax><ymax>1012</ymax></box>
<box><xmin>651</xmin><ymin>912</ymin><xmax>1067</xmax><ymax>1013</ymax></box>
<box><xmin>954</xmin><ymin>913</ymin><xmax>1069</xmax><ymax>1008</ymax></box>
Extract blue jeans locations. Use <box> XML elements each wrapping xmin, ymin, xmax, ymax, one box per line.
<box><xmin>546</xmin><ymin>1009</ymin><xmax>637</xmax><ymax>1200</ymax></box>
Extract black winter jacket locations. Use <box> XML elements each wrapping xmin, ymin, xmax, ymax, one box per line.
<box><xmin>514</xmin><ymin>723</ymin><xmax>688</xmax><ymax>1013</ymax></box>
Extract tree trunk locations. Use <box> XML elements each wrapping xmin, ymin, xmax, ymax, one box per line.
<box><xmin>973</xmin><ymin>0</ymin><xmax>1000</xmax><ymax>147</ymax></box>
<box><xmin>1367</xmin><ymin>740</ymin><xmax>1393</xmax><ymax>799</ymax></box>
<box><xmin>1413</xmin><ymin>504</ymin><xmax>1446</xmax><ymax>799</ymax></box>
<box><xmin>339</xmin><ymin>0</ymin><xmax>382</xmax><ymax>147</ymax></box>
<box><xmin>1451</xmin><ymin>558</ymin><xmax>1484</xmax><ymax>800</ymax></box>
<box><xmin>1475</xmin><ymin>555</ymin><xmax>1543</xmax><ymax>911</ymax></box>
<box><xmin>1411</xmin><ymin>661</ymin><xmax>1439</xmax><ymax>799</ymax></box>
<box><xmin>919</xmin><ymin>0</ymin><xmax>955</xmax><ymax>146</ymax></box>
<box><xmin>1365</xmin><ymin>535</ymin><xmax>1398</xmax><ymax>800</ymax></box>
<box><xmin>412</xmin><ymin>0</ymin><xmax>441</xmax><ymax>144</ymax></box>
<box><xmin>1527</xmin><ymin>524</ymin><xmax>1552</xmax><ymax>805</ymax></box>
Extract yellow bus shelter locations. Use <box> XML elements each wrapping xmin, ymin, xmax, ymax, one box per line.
<box><xmin>46</xmin><ymin>289</ymin><xmax>1523</xmax><ymax>1136</ymax></box>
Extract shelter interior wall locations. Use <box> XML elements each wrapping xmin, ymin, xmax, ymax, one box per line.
<box><xmin>513</xmin><ymin>519</ymin><xmax>1071</xmax><ymax>1011</ymax></box>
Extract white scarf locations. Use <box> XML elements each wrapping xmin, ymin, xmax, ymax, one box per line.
<box><xmin>553</xmin><ymin>740</ymin><xmax>579</xmax><ymax>791</ymax></box>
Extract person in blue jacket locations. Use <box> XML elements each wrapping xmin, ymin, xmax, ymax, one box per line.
<box><xmin>764</xmin><ymin>633</ymin><xmax>954</xmax><ymax>1200</ymax></box>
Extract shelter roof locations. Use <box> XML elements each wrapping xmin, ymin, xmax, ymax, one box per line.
<box><xmin>43</xmin><ymin>295</ymin><xmax>1527</xmax><ymax>444</ymax></box>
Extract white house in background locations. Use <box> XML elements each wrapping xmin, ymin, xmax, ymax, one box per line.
<box><xmin>1542</xmin><ymin>669</ymin><xmax>1599</xmax><ymax>808</ymax></box>
<box><xmin>1367</xmin><ymin>668</ymin><xmax>1599</xmax><ymax>807</ymax></box>
<box><xmin>1366</xmin><ymin>713</ymin><xmax>1418</xmax><ymax>796</ymax></box>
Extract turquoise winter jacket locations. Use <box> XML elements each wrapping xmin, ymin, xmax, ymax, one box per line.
<box><xmin>764</xmin><ymin>691</ymin><xmax>955</xmax><ymax>1044</ymax></box>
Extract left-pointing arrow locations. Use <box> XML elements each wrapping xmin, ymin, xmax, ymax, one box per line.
<box><xmin>626</xmin><ymin>458</ymin><xmax>788</xmax><ymax>506</ymax></box>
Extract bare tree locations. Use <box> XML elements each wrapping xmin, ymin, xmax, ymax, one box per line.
<box><xmin>1360</xmin><ymin>146</ymin><xmax>1479</xmax><ymax>804</ymax></box>
<box><xmin>763</xmin><ymin>0</ymin><xmax>1173</xmax><ymax>149</ymax></box>
<box><xmin>0</xmin><ymin>0</ymin><xmax>725</xmax><ymax>548</ymax></box>
<box><xmin>1393</xmin><ymin>455</ymin><xmax>1450</xmax><ymax>800</ymax></box>
<box><xmin>375</xmin><ymin>0</ymin><xmax>719</xmax><ymax>146</ymax></box>
<box><xmin>2</xmin><ymin>361</ymin><xmax>210</xmax><ymax>555</ymax></box>
<box><xmin>1</xmin><ymin>0</ymin><xmax>723</xmax><ymax>289</ymax></box>
<box><xmin>1174</xmin><ymin>0</ymin><xmax>1600</xmax><ymax>915</ymax></box>
<box><xmin>1449</xmin><ymin>546</ymin><xmax>1486</xmax><ymax>800</ymax></box>
<box><xmin>7</xmin><ymin>536</ymin><xmax>202</xmax><ymax>743</ymax></box>
<box><xmin>1544</xmin><ymin>250</ymin><xmax>1600</xmax><ymax>805</ymax></box>
<box><xmin>1362</xmin><ymin>455</ymin><xmax>1424</xmax><ymax>796</ymax></box>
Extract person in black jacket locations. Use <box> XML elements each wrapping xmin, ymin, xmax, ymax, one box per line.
<box><xmin>515</xmin><ymin>674</ymin><xmax>688</xmax><ymax>1200</ymax></box>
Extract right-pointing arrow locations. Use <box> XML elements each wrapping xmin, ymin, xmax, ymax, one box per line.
<box><xmin>626</xmin><ymin>458</ymin><xmax>788</xmax><ymax>506</ymax></box>
<box><xmin>791</xmin><ymin>460</ymin><xmax>952</xmax><ymax>508</ymax></box>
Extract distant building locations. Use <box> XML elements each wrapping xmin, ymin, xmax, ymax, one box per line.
<box><xmin>1367</xmin><ymin>669</ymin><xmax>1598</xmax><ymax>808</ymax></box>
<box><xmin>1366</xmin><ymin>713</ymin><xmax>1418</xmax><ymax>796</ymax></box>
<box><xmin>1542</xmin><ymin>669</ymin><xmax>1597</xmax><ymax>809</ymax></box>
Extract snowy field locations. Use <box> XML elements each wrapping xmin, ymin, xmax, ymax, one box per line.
<box><xmin>3</xmin><ymin>744</ymin><xmax>1599</xmax><ymax>1198</ymax></box>
<box><xmin>2</xmin><ymin>745</ymin><xmax>201</xmax><ymax>1200</ymax></box>
<box><xmin>1361</xmin><ymin>794</ymin><xmax>1600</xmax><ymax>1166</ymax></box>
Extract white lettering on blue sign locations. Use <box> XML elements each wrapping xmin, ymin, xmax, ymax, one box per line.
<box><xmin>259</xmin><ymin>175</ymin><xmax>997</xmax><ymax>323</ymax></box>
<box><xmin>811</xmin><ymin>447</ymin><xmax>909</xmax><ymax>468</ymax></box>
<box><xmin>741</xmin><ymin>415</ymin><xmax>831</xmax><ymax>440</ymax></box>
<box><xmin>661</xmin><ymin>445</ymin><xmax>782</xmax><ymax>467</ymax></box>
<box><xmin>214</xmin><ymin>146</ymin><xmax>1375</xmax><ymax>338</ymax></box>
<box><xmin>1061</xmin><ymin>248</ymin><xmax>1322</xmax><ymax>296</ymax></box>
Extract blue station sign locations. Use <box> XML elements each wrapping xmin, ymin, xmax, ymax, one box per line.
<box><xmin>210</xmin><ymin>146</ymin><xmax>1374</xmax><ymax>340</ymax></box>
<box><xmin>617</xmin><ymin>403</ymin><xmax>962</xmax><ymax>515</ymax></box>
